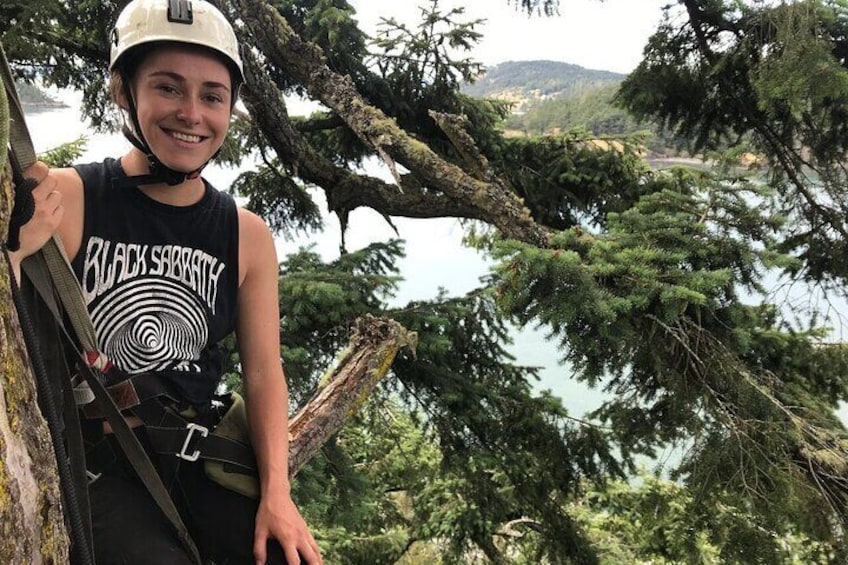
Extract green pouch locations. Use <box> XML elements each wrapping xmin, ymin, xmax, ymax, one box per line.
<box><xmin>203</xmin><ymin>392</ymin><xmax>260</xmax><ymax>499</ymax></box>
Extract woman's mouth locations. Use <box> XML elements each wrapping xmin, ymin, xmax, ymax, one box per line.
<box><xmin>166</xmin><ymin>129</ymin><xmax>205</xmax><ymax>144</ymax></box>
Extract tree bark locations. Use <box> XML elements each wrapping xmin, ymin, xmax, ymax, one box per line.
<box><xmin>288</xmin><ymin>315</ymin><xmax>416</xmax><ymax>476</ymax></box>
<box><xmin>237</xmin><ymin>49</ymin><xmax>488</xmax><ymax>226</ymax></box>
<box><xmin>231</xmin><ymin>0</ymin><xmax>552</xmax><ymax>248</ymax></box>
<box><xmin>0</xmin><ymin>77</ymin><xmax>69</xmax><ymax>564</ymax></box>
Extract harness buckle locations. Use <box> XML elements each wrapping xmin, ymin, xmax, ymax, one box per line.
<box><xmin>177</xmin><ymin>422</ymin><xmax>208</xmax><ymax>462</ymax></box>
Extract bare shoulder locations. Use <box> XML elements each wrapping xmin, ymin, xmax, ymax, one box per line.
<box><xmin>237</xmin><ymin>206</ymin><xmax>276</xmax><ymax>286</ymax></box>
<box><xmin>53</xmin><ymin>167</ymin><xmax>85</xmax><ymax>260</ymax></box>
<box><xmin>52</xmin><ymin>166</ymin><xmax>83</xmax><ymax>196</ymax></box>
<box><xmin>237</xmin><ymin>207</ymin><xmax>271</xmax><ymax>238</ymax></box>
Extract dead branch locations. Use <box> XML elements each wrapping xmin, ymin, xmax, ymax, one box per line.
<box><xmin>288</xmin><ymin>315</ymin><xmax>416</xmax><ymax>476</ymax></box>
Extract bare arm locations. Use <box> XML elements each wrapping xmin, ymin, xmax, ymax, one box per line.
<box><xmin>235</xmin><ymin>208</ymin><xmax>322</xmax><ymax>565</ymax></box>
<box><xmin>7</xmin><ymin>162</ymin><xmax>83</xmax><ymax>281</ymax></box>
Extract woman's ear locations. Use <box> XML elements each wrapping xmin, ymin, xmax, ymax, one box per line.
<box><xmin>117</xmin><ymin>89</ymin><xmax>129</xmax><ymax>111</ymax></box>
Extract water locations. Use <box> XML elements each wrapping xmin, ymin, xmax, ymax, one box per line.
<box><xmin>21</xmin><ymin>90</ymin><xmax>848</xmax><ymax>432</ymax></box>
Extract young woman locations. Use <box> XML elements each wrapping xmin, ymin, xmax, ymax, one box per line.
<box><xmin>9</xmin><ymin>1</ymin><xmax>322</xmax><ymax>563</ymax></box>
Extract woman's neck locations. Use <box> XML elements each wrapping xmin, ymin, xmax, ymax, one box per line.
<box><xmin>120</xmin><ymin>149</ymin><xmax>206</xmax><ymax>206</ymax></box>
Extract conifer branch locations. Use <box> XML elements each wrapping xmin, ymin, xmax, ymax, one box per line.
<box><xmin>232</xmin><ymin>0</ymin><xmax>552</xmax><ymax>248</ymax></box>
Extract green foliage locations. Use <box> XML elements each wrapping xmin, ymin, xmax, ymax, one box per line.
<box><xmin>8</xmin><ymin>0</ymin><xmax>848</xmax><ymax>561</ymax></box>
<box><xmin>371</xmin><ymin>0</ymin><xmax>484</xmax><ymax>102</ymax></box>
<box><xmin>504</xmin><ymin>84</ymin><xmax>633</xmax><ymax>135</ymax></box>
<box><xmin>389</xmin><ymin>290</ymin><xmax>622</xmax><ymax>564</ymax></box>
<box><xmin>617</xmin><ymin>0</ymin><xmax>848</xmax><ymax>284</ymax></box>
<box><xmin>230</xmin><ymin>164</ymin><xmax>322</xmax><ymax>236</ymax></box>
<box><xmin>256</xmin><ymin>238</ymin><xmax>615</xmax><ymax>563</ymax></box>
<box><xmin>571</xmin><ymin>473</ymin><xmax>836</xmax><ymax>564</ymax></box>
<box><xmin>364</xmin><ymin>0</ymin><xmax>510</xmax><ymax>164</ymax></box>
<box><xmin>501</xmin><ymin>83</ymin><xmax>683</xmax><ymax>156</ymax></box>
<box><xmin>295</xmin><ymin>399</ymin><xmax>442</xmax><ymax>564</ymax></box>
<box><xmin>492</xmin><ymin>169</ymin><xmax>782</xmax><ymax>387</ymax></box>
<box><xmin>39</xmin><ymin>136</ymin><xmax>87</xmax><ymax>168</ymax></box>
<box><xmin>510</xmin><ymin>0</ymin><xmax>559</xmax><ymax>17</ymax></box>
<box><xmin>493</xmin><ymin>131</ymin><xmax>655</xmax><ymax>230</ymax></box>
<box><xmin>272</xmin><ymin>0</ymin><xmax>370</xmax><ymax>93</ymax></box>
<box><xmin>491</xmin><ymin>164</ymin><xmax>848</xmax><ymax>551</ymax></box>
<box><xmin>276</xmin><ymin>241</ymin><xmax>403</xmax><ymax>400</ymax></box>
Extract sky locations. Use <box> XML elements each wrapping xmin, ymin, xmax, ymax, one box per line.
<box><xmin>25</xmin><ymin>0</ymin><xmax>677</xmax><ymax>416</ymax></box>
<box><xmin>25</xmin><ymin>0</ymin><xmax>848</xmax><ymax>421</ymax></box>
<box><xmin>348</xmin><ymin>0</ymin><xmax>669</xmax><ymax>73</ymax></box>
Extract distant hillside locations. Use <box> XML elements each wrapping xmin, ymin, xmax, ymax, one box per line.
<box><xmin>502</xmin><ymin>83</ymin><xmax>682</xmax><ymax>155</ymax></box>
<box><xmin>463</xmin><ymin>60</ymin><xmax>625</xmax><ymax>113</ymax></box>
<box><xmin>16</xmin><ymin>80</ymin><xmax>67</xmax><ymax>112</ymax></box>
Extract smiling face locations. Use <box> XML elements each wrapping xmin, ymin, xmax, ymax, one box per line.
<box><xmin>129</xmin><ymin>44</ymin><xmax>233</xmax><ymax>174</ymax></box>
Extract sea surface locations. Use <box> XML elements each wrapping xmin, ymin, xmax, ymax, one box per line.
<box><xmin>21</xmin><ymin>89</ymin><xmax>848</xmax><ymax>451</ymax></box>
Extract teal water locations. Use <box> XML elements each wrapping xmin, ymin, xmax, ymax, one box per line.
<box><xmin>25</xmin><ymin>90</ymin><xmax>848</xmax><ymax>435</ymax></box>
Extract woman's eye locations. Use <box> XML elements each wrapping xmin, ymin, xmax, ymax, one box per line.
<box><xmin>157</xmin><ymin>84</ymin><xmax>178</xmax><ymax>94</ymax></box>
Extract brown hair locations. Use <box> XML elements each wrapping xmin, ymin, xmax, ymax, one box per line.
<box><xmin>108</xmin><ymin>43</ymin><xmax>157</xmax><ymax>107</ymax></box>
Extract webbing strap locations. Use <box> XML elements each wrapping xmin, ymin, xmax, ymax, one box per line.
<box><xmin>84</xmin><ymin>374</ymin><xmax>202</xmax><ymax>565</ymax></box>
<box><xmin>19</xmin><ymin>251</ymin><xmax>95</xmax><ymax>405</ymax></box>
<box><xmin>38</xmin><ymin>235</ymin><xmax>101</xmax><ymax>359</ymax></box>
<box><xmin>2</xmin><ymin>44</ymin><xmax>201</xmax><ymax>565</ymax></box>
<box><xmin>0</xmin><ymin>44</ymin><xmax>35</xmax><ymax>168</ymax></box>
<box><xmin>2</xmin><ymin>44</ymin><xmax>101</xmax><ymax>364</ymax></box>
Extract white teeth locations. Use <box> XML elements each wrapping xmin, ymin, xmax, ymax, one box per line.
<box><xmin>170</xmin><ymin>131</ymin><xmax>202</xmax><ymax>143</ymax></box>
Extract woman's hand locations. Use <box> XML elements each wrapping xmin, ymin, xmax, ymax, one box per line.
<box><xmin>7</xmin><ymin>161</ymin><xmax>64</xmax><ymax>273</ymax></box>
<box><xmin>253</xmin><ymin>487</ymin><xmax>322</xmax><ymax>565</ymax></box>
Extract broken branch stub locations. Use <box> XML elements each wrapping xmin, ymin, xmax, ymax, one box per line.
<box><xmin>288</xmin><ymin>315</ymin><xmax>416</xmax><ymax>476</ymax></box>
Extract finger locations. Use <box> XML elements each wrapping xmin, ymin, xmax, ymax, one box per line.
<box><xmin>35</xmin><ymin>190</ymin><xmax>63</xmax><ymax>220</ymax></box>
<box><xmin>32</xmin><ymin>175</ymin><xmax>58</xmax><ymax>200</ymax></box>
<box><xmin>253</xmin><ymin>530</ymin><xmax>268</xmax><ymax>565</ymax></box>
<box><xmin>302</xmin><ymin>536</ymin><xmax>320</xmax><ymax>564</ymax></box>
<box><xmin>283</xmin><ymin>545</ymin><xmax>300</xmax><ymax>565</ymax></box>
<box><xmin>298</xmin><ymin>543</ymin><xmax>320</xmax><ymax>565</ymax></box>
<box><xmin>46</xmin><ymin>189</ymin><xmax>63</xmax><ymax>206</ymax></box>
<box><xmin>22</xmin><ymin>161</ymin><xmax>48</xmax><ymax>185</ymax></box>
<box><xmin>51</xmin><ymin>201</ymin><xmax>65</xmax><ymax>220</ymax></box>
<box><xmin>308</xmin><ymin>539</ymin><xmax>322</xmax><ymax>565</ymax></box>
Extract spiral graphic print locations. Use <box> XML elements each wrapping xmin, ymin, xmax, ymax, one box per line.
<box><xmin>89</xmin><ymin>277</ymin><xmax>208</xmax><ymax>373</ymax></box>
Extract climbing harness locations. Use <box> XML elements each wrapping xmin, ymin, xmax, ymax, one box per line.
<box><xmin>2</xmin><ymin>43</ymin><xmax>95</xmax><ymax>565</ymax></box>
<box><xmin>2</xmin><ymin>2</ymin><xmax>261</xmax><ymax>560</ymax></box>
<box><xmin>2</xmin><ymin>44</ymin><xmax>222</xmax><ymax>565</ymax></box>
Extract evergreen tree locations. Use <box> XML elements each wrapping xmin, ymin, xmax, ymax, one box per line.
<box><xmin>2</xmin><ymin>0</ymin><xmax>848</xmax><ymax>562</ymax></box>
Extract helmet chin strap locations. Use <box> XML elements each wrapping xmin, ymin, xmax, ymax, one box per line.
<box><xmin>113</xmin><ymin>76</ymin><xmax>206</xmax><ymax>189</ymax></box>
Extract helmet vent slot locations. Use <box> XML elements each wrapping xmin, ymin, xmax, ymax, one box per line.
<box><xmin>168</xmin><ymin>0</ymin><xmax>193</xmax><ymax>24</ymax></box>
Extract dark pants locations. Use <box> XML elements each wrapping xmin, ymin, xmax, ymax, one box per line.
<box><xmin>86</xmin><ymin>429</ymin><xmax>285</xmax><ymax>565</ymax></box>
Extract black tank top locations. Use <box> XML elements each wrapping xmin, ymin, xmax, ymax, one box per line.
<box><xmin>71</xmin><ymin>158</ymin><xmax>240</xmax><ymax>406</ymax></box>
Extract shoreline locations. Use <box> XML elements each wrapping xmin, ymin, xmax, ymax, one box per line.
<box><xmin>22</xmin><ymin>101</ymin><xmax>69</xmax><ymax>113</ymax></box>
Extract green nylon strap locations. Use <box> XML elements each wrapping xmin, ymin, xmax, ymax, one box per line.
<box><xmin>0</xmin><ymin>44</ymin><xmax>35</xmax><ymax>169</ymax></box>
<box><xmin>1</xmin><ymin>44</ymin><xmax>100</xmax><ymax>357</ymax></box>
<box><xmin>2</xmin><ymin>43</ymin><xmax>202</xmax><ymax>565</ymax></box>
<box><xmin>40</xmin><ymin>235</ymin><xmax>100</xmax><ymax>354</ymax></box>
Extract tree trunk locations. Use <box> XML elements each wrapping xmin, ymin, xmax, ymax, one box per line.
<box><xmin>0</xmin><ymin>78</ymin><xmax>69</xmax><ymax>563</ymax></box>
<box><xmin>0</xmin><ymin>39</ymin><xmax>417</xmax><ymax>562</ymax></box>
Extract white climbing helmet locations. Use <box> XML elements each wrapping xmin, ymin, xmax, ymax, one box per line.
<box><xmin>110</xmin><ymin>0</ymin><xmax>243</xmax><ymax>82</ymax></box>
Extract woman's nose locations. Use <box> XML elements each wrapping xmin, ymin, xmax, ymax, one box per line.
<box><xmin>176</xmin><ymin>98</ymin><xmax>201</xmax><ymax>124</ymax></box>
